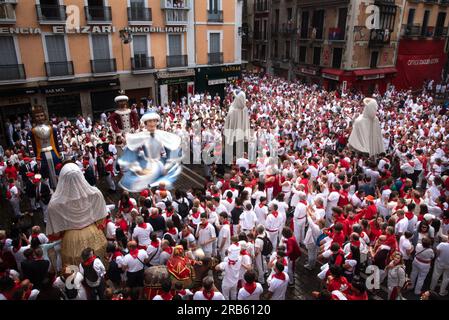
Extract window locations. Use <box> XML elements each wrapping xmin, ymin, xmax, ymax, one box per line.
<box><xmin>168</xmin><ymin>34</ymin><xmax>182</xmax><ymax>56</ymax></box>
<box><xmin>208</xmin><ymin>0</ymin><xmax>222</xmax><ymax>22</ymax></box>
<box><xmin>133</xmin><ymin>35</ymin><xmax>148</xmax><ymax>69</ymax></box>
<box><xmin>273</xmin><ymin>40</ymin><xmax>278</xmax><ymax>58</ymax></box>
<box><xmin>261</xmin><ymin>44</ymin><xmax>266</xmax><ymax>61</ymax></box>
<box><xmin>337</xmin><ymin>7</ymin><xmax>347</xmax><ymax>38</ymax></box>
<box><xmin>285</xmin><ymin>41</ymin><xmax>291</xmax><ymax>60</ymax></box>
<box><xmin>209</xmin><ymin>0</ymin><xmax>220</xmax><ymax>12</ymax></box>
<box><xmin>209</xmin><ymin>33</ymin><xmax>220</xmax><ymax>53</ymax></box>
<box><xmin>435</xmin><ymin>12</ymin><xmax>446</xmax><ymax>37</ymax></box>
<box><xmin>422</xmin><ymin>10</ymin><xmax>430</xmax><ymax>36</ymax></box>
<box><xmin>313</xmin><ymin>47</ymin><xmax>321</xmax><ymax>65</ymax></box>
<box><xmin>287</xmin><ymin>8</ymin><xmax>293</xmax><ymax>21</ymax></box>
<box><xmin>263</xmin><ymin>20</ymin><xmax>267</xmax><ymax>40</ymax></box>
<box><xmin>0</xmin><ymin>36</ymin><xmax>24</xmax><ymax>81</ymax></box>
<box><xmin>298</xmin><ymin>46</ymin><xmax>306</xmax><ymax>63</ymax></box>
<box><xmin>0</xmin><ymin>2</ymin><xmax>16</xmax><ymax>21</ymax></box>
<box><xmin>312</xmin><ymin>10</ymin><xmax>324</xmax><ymax>39</ymax></box>
<box><xmin>332</xmin><ymin>47</ymin><xmax>343</xmax><ymax>69</ymax></box>
<box><xmin>91</xmin><ymin>34</ymin><xmax>114</xmax><ymax>73</ymax></box>
<box><xmin>275</xmin><ymin>9</ymin><xmax>279</xmax><ymax>29</ymax></box>
<box><xmin>300</xmin><ymin>11</ymin><xmax>309</xmax><ymax>38</ymax></box>
<box><xmin>44</xmin><ymin>35</ymin><xmax>72</xmax><ymax>77</ymax></box>
<box><xmin>407</xmin><ymin>8</ymin><xmax>415</xmax><ymax>26</ymax></box>
<box><xmin>370</xmin><ymin>51</ymin><xmax>378</xmax><ymax>68</ymax></box>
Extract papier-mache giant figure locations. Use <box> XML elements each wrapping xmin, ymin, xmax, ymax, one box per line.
<box><xmin>224</xmin><ymin>90</ymin><xmax>250</xmax><ymax>145</ymax></box>
<box><xmin>27</xmin><ymin>105</ymin><xmax>63</xmax><ymax>189</ymax></box>
<box><xmin>348</xmin><ymin>97</ymin><xmax>385</xmax><ymax>156</ymax></box>
<box><xmin>109</xmin><ymin>92</ymin><xmax>140</xmax><ymax>135</ymax></box>
<box><xmin>47</xmin><ymin>163</ymin><xmax>108</xmax><ymax>266</ymax></box>
<box><xmin>118</xmin><ymin>111</ymin><xmax>182</xmax><ymax>192</ymax></box>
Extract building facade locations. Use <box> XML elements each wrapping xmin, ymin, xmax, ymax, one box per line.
<box><xmin>250</xmin><ymin>0</ymin><xmax>449</xmax><ymax>93</ymax></box>
<box><xmin>0</xmin><ymin>0</ymin><xmax>242</xmax><ymax>144</ymax></box>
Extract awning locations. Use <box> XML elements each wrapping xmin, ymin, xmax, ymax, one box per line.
<box><xmin>321</xmin><ymin>68</ymin><xmax>345</xmax><ymax>81</ymax></box>
<box><xmin>353</xmin><ymin>67</ymin><xmax>397</xmax><ymax>76</ymax></box>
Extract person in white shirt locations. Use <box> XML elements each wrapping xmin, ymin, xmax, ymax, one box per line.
<box><xmin>394</xmin><ymin>210</ymin><xmax>409</xmax><ymax>237</ymax></box>
<box><xmin>193</xmin><ymin>276</ymin><xmax>226</xmax><ymax>300</ymax></box>
<box><xmin>238</xmin><ymin>270</ymin><xmax>263</xmax><ymax>300</ymax></box>
<box><xmin>266</xmin><ymin>262</ymin><xmax>289</xmax><ymax>300</ymax></box>
<box><xmin>265</xmin><ymin>203</ymin><xmax>283</xmax><ymax>251</ymax></box>
<box><xmin>196</xmin><ymin>213</ymin><xmax>217</xmax><ymax>257</ymax></box>
<box><xmin>430</xmin><ymin>238</ymin><xmax>449</xmax><ymax>296</ymax></box>
<box><xmin>132</xmin><ymin>216</ymin><xmax>154</xmax><ymax>249</ymax></box>
<box><xmin>293</xmin><ymin>193</ymin><xmax>308</xmax><ymax>245</ymax></box>
<box><xmin>121</xmin><ymin>241</ymin><xmax>149</xmax><ymax>288</ymax></box>
<box><xmin>238</xmin><ymin>241</ymin><xmax>253</xmax><ymax>284</ymax></box>
<box><xmin>326</xmin><ymin>184</ymin><xmax>340</xmax><ymax>225</ymax></box>
<box><xmin>215</xmin><ymin>246</ymin><xmax>242</xmax><ymax>300</ymax></box>
<box><xmin>79</xmin><ymin>247</ymin><xmax>106</xmax><ymax>300</ymax></box>
<box><xmin>399</xmin><ymin>232</ymin><xmax>414</xmax><ymax>266</ymax></box>
<box><xmin>236</xmin><ymin>153</ymin><xmax>250</xmax><ymax>171</ymax></box>
<box><xmin>239</xmin><ymin>202</ymin><xmax>258</xmax><ymax>234</ymax></box>
<box><xmin>146</xmin><ymin>232</ymin><xmax>161</xmax><ymax>266</ymax></box>
<box><xmin>9</xmin><ymin>236</ymin><xmax>30</xmax><ymax>274</ymax></box>
<box><xmin>410</xmin><ymin>237</ymin><xmax>435</xmax><ymax>295</ymax></box>
<box><xmin>254</xmin><ymin>225</ymin><xmax>268</xmax><ymax>284</ymax></box>
<box><xmin>217</xmin><ymin>212</ymin><xmax>231</xmax><ymax>259</ymax></box>
<box><xmin>255</xmin><ymin>197</ymin><xmax>268</xmax><ymax>226</ymax></box>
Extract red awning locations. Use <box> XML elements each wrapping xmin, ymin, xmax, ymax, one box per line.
<box><xmin>353</xmin><ymin>67</ymin><xmax>397</xmax><ymax>76</ymax></box>
<box><xmin>321</xmin><ymin>68</ymin><xmax>345</xmax><ymax>76</ymax></box>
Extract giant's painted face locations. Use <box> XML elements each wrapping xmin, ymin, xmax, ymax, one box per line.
<box><xmin>34</xmin><ymin>111</ymin><xmax>46</xmax><ymax>125</ymax></box>
<box><xmin>117</xmin><ymin>100</ymin><xmax>128</xmax><ymax>110</ymax></box>
<box><xmin>145</xmin><ymin>119</ymin><xmax>158</xmax><ymax>132</ymax></box>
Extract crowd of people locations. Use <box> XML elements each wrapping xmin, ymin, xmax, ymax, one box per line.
<box><xmin>0</xmin><ymin>73</ymin><xmax>448</xmax><ymax>301</ymax></box>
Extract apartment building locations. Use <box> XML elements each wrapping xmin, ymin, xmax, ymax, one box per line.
<box><xmin>0</xmin><ymin>0</ymin><xmax>243</xmax><ymax>143</ymax></box>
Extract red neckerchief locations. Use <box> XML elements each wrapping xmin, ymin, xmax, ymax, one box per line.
<box><xmin>405</xmin><ymin>212</ymin><xmax>415</xmax><ymax>220</ymax></box>
<box><xmin>300</xmin><ymin>200</ymin><xmax>307</xmax><ymax>206</ymax></box>
<box><xmin>259</xmin><ymin>203</ymin><xmax>265</xmax><ymax>208</ymax></box>
<box><xmin>160</xmin><ymin>292</ymin><xmax>173</xmax><ymax>301</ymax></box>
<box><xmin>176</xmin><ymin>289</ymin><xmax>187</xmax><ymax>296</ymax></box>
<box><xmin>212</xmin><ymin>193</ymin><xmax>220</xmax><ymax>198</ymax></box>
<box><xmin>442</xmin><ymin>217</ymin><xmax>449</xmax><ymax>225</ymax></box>
<box><xmin>163</xmin><ymin>246</ymin><xmax>173</xmax><ymax>255</ymax></box>
<box><xmin>350</xmin><ymin>240</ymin><xmax>360</xmax><ymax>248</ymax></box>
<box><xmin>203</xmin><ymin>289</ymin><xmax>215</xmax><ymax>300</ymax></box>
<box><xmin>273</xmin><ymin>272</ymin><xmax>286</xmax><ymax>281</ymax></box>
<box><xmin>138</xmin><ymin>222</ymin><xmax>147</xmax><ymax>229</ymax></box>
<box><xmin>200</xmin><ymin>222</ymin><xmax>209</xmax><ymax>229</ymax></box>
<box><xmin>168</xmin><ymin>228</ymin><xmax>177</xmax><ymax>235</ymax></box>
<box><xmin>222</xmin><ymin>220</ymin><xmax>230</xmax><ymax>225</ymax></box>
<box><xmin>31</xmin><ymin>234</ymin><xmax>39</xmax><ymax>239</ymax></box>
<box><xmin>394</xmin><ymin>204</ymin><xmax>405</xmax><ymax>211</ymax></box>
<box><xmin>316</xmin><ymin>204</ymin><xmax>324</xmax><ymax>209</ymax></box>
<box><xmin>83</xmin><ymin>255</ymin><xmax>97</xmax><ymax>267</ymax></box>
<box><xmin>150</xmin><ymin>240</ymin><xmax>160</xmax><ymax>248</ymax></box>
<box><xmin>129</xmin><ymin>249</ymin><xmax>139</xmax><ymax>259</ymax></box>
<box><xmin>192</xmin><ymin>211</ymin><xmax>200</xmax><ymax>219</ymax></box>
<box><xmin>165</xmin><ymin>210</ymin><xmax>174</xmax><ymax>218</ymax></box>
<box><xmin>226</xmin><ymin>198</ymin><xmax>233</xmax><ymax>204</ymax></box>
<box><xmin>241</xmin><ymin>250</ymin><xmax>250</xmax><ymax>256</ymax></box>
<box><xmin>228</xmin><ymin>259</ymin><xmax>237</xmax><ymax>266</ymax></box>
<box><xmin>243</xmin><ymin>282</ymin><xmax>257</xmax><ymax>294</ymax></box>
<box><xmin>271</xmin><ymin>211</ymin><xmax>279</xmax><ymax>218</ymax></box>
<box><xmin>112</xmin><ymin>250</ymin><xmax>123</xmax><ymax>260</ymax></box>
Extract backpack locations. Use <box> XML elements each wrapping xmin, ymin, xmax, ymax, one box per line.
<box><xmin>107</xmin><ymin>259</ymin><xmax>123</xmax><ymax>284</ymax></box>
<box><xmin>96</xmin><ymin>156</ymin><xmax>107</xmax><ymax>177</ymax></box>
<box><xmin>175</xmin><ymin>199</ymin><xmax>190</xmax><ymax>219</ymax></box>
<box><xmin>258</xmin><ymin>235</ymin><xmax>273</xmax><ymax>256</ymax></box>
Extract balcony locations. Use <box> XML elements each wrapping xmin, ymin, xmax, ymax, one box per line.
<box><xmin>127</xmin><ymin>7</ymin><xmax>152</xmax><ymax>25</ymax></box>
<box><xmin>208</xmin><ymin>10</ymin><xmax>223</xmax><ymax>23</ymax></box>
<box><xmin>309</xmin><ymin>27</ymin><xmax>324</xmax><ymax>40</ymax></box>
<box><xmin>402</xmin><ymin>24</ymin><xmax>421</xmax><ymax>37</ymax></box>
<box><xmin>91</xmin><ymin>59</ymin><xmax>116</xmax><ymax>75</ymax></box>
<box><xmin>254</xmin><ymin>31</ymin><xmax>268</xmax><ymax>41</ymax></box>
<box><xmin>441</xmin><ymin>0</ymin><xmax>449</xmax><ymax>5</ymax></box>
<box><xmin>0</xmin><ymin>3</ymin><xmax>16</xmax><ymax>24</ymax></box>
<box><xmin>84</xmin><ymin>6</ymin><xmax>112</xmax><ymax>24</ymax></box>
<box><xmin>0</xmin><ymin>64</ymin><xmax>25</xmax><ymax>82</ymax></box>
<box><xmin>208</xmin><ymin>52</ymin><xmax>223</xmax><ymax>65</ymax></box>
<box><xmin>434</xmin><ymin>26</ymin><xmax>448</xmax><ymax>37</ymax></box>
<box><xmin>35</xmin><ymin>4</ymin><xmax>66</xmax><ymax>24</ymax></box>
<box><xmin>369</xmin><ymin>29</ymin><xmax>391</xmax><ymax>47</ymax></box>
<box><xmin>255</xmin><ymin>0</ymin><xmax>269</xmax><ymax>12</ymax></box>
<box><xmin>328</xmin><ymin>27</ymin><xmax>345</xmax><ymax>41</ymax></box>
<box><xmin>280</xmin><ymin>23</ymin><xmax>297</xmax><ymax>36</ymax></box>
<box><xmin>421</xmin><ymin>26</ymin><xmax>434</xmax><ymax>37</ymax></box>
<box><xmin>45</xmin><ymin>61</ymin><xmax>74</xmax><ymax>79</ymax></box>
<box><xmin>131</xmin><ymin>56</ymin><xmax>155</xmax><ymax>73</ymax></box>
<box><xmin>164</xmin><ymin>10</ymin><xmax>188</xmax><ymax>25</ymax></box>
<box><xmin>166</xmin><ymin>55</ymin><xmax>188</xmax><ymax>68</ymax></box>
<box><xmin>160</xmin><ymin>0</ymin><xmax>190</xmax><ymax>10</ymax></box>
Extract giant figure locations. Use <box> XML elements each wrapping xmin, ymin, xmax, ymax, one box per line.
<box><xmin>47</xmin><ymin>162</ymin><xmax>108</xmax><ymax>266</ymax></box>
<box><xmin>108</xmin><ymin>92</ymin><xmax>140</xmax><ymax>135</ymax></box>
<box><xmin>348</xmin><ymin>97</ymin><xmax>385</xmax><ymax>156</ymax></box>
<box><xmin>224</xmin><ymin>90</ymin><xmax>250</xmax><ymax>146</ymax></box>
<box><xmin>118</xmin><ymin>111</ymin><xmax>182</xmax><ymax>192</ymax></box>
<box><xmin>27</xmin><ymin>105</ymin><xmax>62</xmax><ymax>189</ymax></box>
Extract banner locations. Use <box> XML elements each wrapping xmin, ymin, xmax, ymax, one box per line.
<box><xmin>393</xmin><ymin>39</ymin><xmax>447</xmax><ymax>90</ymax></box>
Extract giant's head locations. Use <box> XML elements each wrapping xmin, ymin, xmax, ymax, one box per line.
<box><xmin>362</xmin><ymin>98</ymin><xmax>378</xmax><ymax>120</ymax></box>
<box><xmin>115</xmin><ymin>92</ymin><xmax>129</xmax><ymax>110</ymax></box>
<box><xmin>232</xmin><ymin>90</ymin><xmax>247</xmax><ymax>110</ymax></box>
<box><xmin>32</xmin><ymin>105</ymin><xmax>47</xmax><ymax>125</ymax></box>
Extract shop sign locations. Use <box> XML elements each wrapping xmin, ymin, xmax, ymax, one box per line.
<box><xmin>299</xmin><ymin>67</ymin><xmax>318</xmax><ymax>76</ymax></box>
<box><xmin>157</xmin><ymin>69</ymin><xmax>195</xmax><ymax>79</ymax></box>
<box><xmin>322</xmin><ymin>73</ymin><xmax>339</xmax><ymax>81</ymax></box>
<box><xmin>160</xmin><ymin>77</ymin><xmax>194</xmax><ymax>85</ymax></box>
<box><xmin>208</xmin><ymin>78</ymin><xmax>227</xmax><ymax>86</ymax></box>
<box><xmin>221</xmin><ymin>65</ymin><xmax>241</xmax><ymax>73</ymax></box>
<box><xmin>362</xmin><ymin>74</ymin><xmax>385</xmax><ymax>80</ymax></box>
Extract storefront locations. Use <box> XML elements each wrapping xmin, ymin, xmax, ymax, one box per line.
<box><xmin>393</xmin><ymin>39</ymin><xmax>447</xmax><ymax>90</ymax></box>
<box><xmin>156</xmin><ymin>70</ymin><xmax>195</xmax><ymax>106</ymax></box>
<box><xmin>195</xmin><ymin>64</ymin><xmax>242</xmax><ymax>101</ymax></box>
<box><xmin>294</xmin><ymin>65</ymin><xmax>322</xmax><ymax>85</ymax></box>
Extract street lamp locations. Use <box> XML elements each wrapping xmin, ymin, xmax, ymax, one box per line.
<box><xmin>119</xmin><ymin>29</ymin><xmax>133</xmax><ymax>72</ymax></box>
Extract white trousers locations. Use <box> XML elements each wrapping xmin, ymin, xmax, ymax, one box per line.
<box><xmin>255</xmin><ymin>254</ymin><xmax>266</xmax><ymax>283</ymax></box>
<box><xmin>410</xmin><ymin>260</ymin><xmax>431</xmax><ymax>295</ymax></box>
<box><xmin>430</xmin><ymin>261</ymin><xmax>449</xmax><ymax>296</ymax></box>
<box><xmin>293</xmin><ymin>218</ymin><xmax>306</xmax><ymax>245</ymax></box>
<box><xmin>266</xmin><ymin>187</ymin><xmax>273</xmax><ymax>202</ymax></box>
<box><xmin>266</xmin><ymin>230</ymin><xmax>278</xmax><ymax>253</ymax></box>
<box><xmin>306</xmin><ymin>244</ymin><xmax>318</xmax><ymax>268</ymax></box>
<box><xmin>222</xmin><ymin>283</ymin><xmax>237</xmax><ymax>300</ymax></box>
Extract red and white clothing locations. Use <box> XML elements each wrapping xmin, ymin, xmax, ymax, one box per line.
<box><xmin>237</xmin><ymin>282</ymin><xmax>263</xmax><ymax>300</ymax></box>
<box><xmin>132</xmin><ymin>222</ymin><xmax>154</xmax><ymax>249</ymax></box>
<box><xmin>265</xmin><ymin>211</ymin><xmax>283</xmax><ymax>250</ymax></box>
<box><xmin>293</xmin><ymin>201</ymin><xmax>307</xmax><ymax>245</ymax></box>
<box><xmin>267</xmin><ymin>271</ymin><xmax>289</xmax><ymax>300</ymax></box>
<box><xmin>255</xmin><ymin>203</ymin><xmax>268</xmax><ymax>226</ymax></box>
<box><xmin>122</xmin><ymin>249</ymin><xmax>148</xmax><ymax>272</ymax></box>
<box><xmin>193</xmin><ymin>290</ymin><xmax>225</xmax><ymax>300</ymax></box>
<box><xmin>146</xmin><ymin>240</ymin><xmax>161</xmax><ymax>266</ymax></box>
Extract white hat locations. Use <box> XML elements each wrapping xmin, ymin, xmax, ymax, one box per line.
<box><xmin>424</xmin><ymin>214</ymin><xmax>435</xmax><ymax>222</ymax></box>
<box><xmin>141</xmin><ymin>111</ymin><xmax>161</xmax><ymax>123</ymax></box>
<box><xmin>114</xmin><ymin>95</ymin><xmax>129</xmax><ymax>103</ymax></box>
